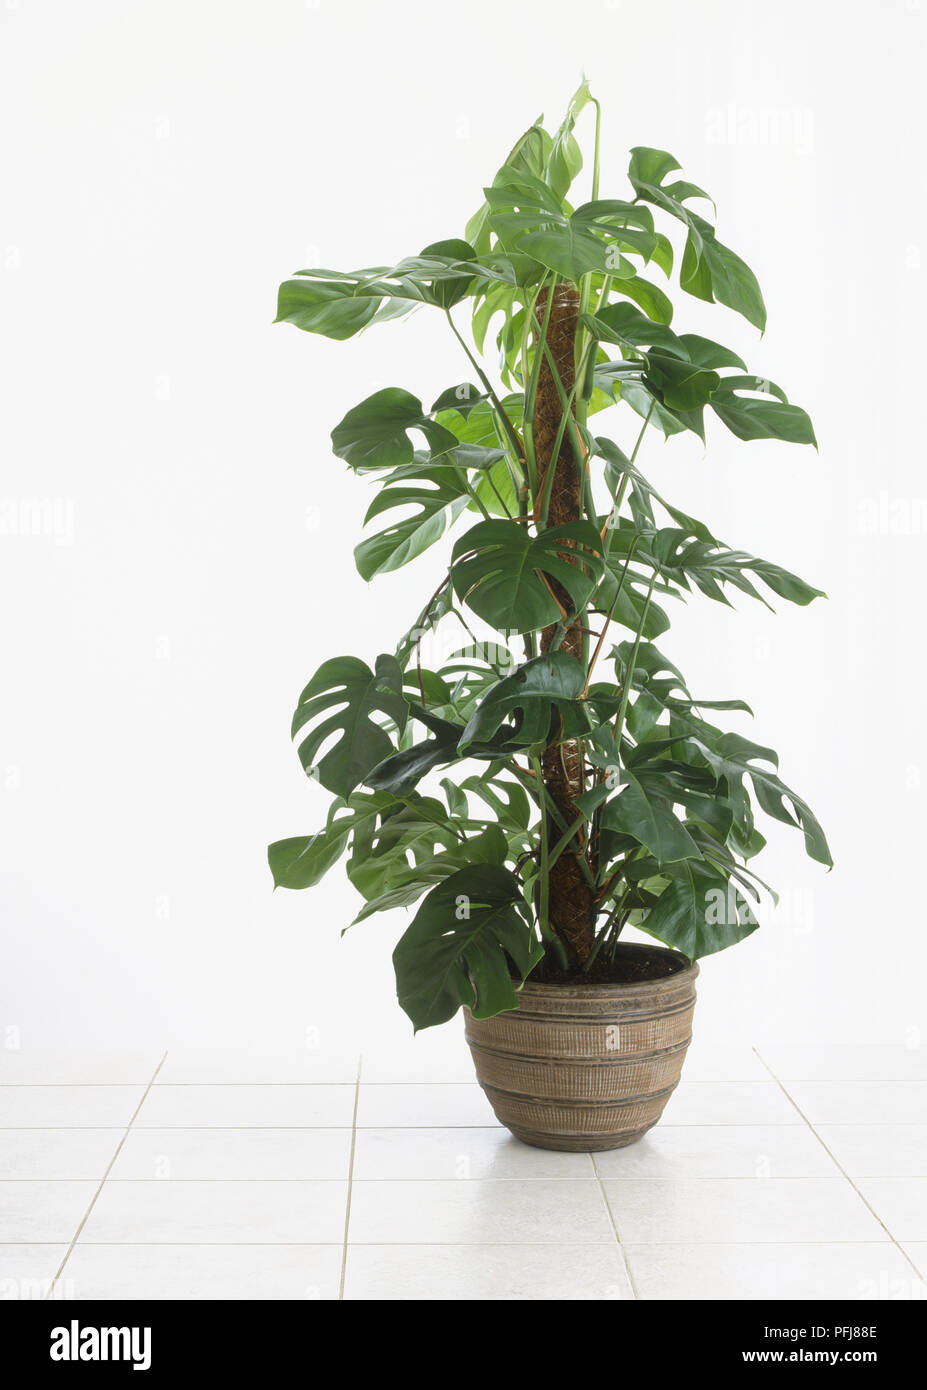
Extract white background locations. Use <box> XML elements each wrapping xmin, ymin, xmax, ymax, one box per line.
<box><xmin>1</xmin><ymin>0</ymin><xmax>924</xmax><ymax>1056</ymax></box>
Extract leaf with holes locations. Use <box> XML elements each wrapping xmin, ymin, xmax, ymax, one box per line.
<box><xmin>393</xmin><ymin>865</ymin><xmax>542</xmax><ymax>1030</ymax></box>
<box><xmin>290</xmin><ymin>655</ymin><xmax>408</xmax><ymax>798</ymax></box>
<box><xmin>331</xmin><ymin>389</ymin><xmax>458</xmax><ymax>473</ymax></box>
<box><xmin>451</xmin><ymin>519</ymin><xmax>604</xmax><ymax>634</ymax></box>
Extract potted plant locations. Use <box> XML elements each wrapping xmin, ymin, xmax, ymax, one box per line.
<box><xmin>269</xmin><ymin>83</ymin><xmax>831</xmax><ymax>1151</ymax></box>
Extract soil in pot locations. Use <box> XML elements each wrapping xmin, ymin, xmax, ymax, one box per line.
<box><xmin>532</xmin><ymin>941</ymin><xmax>687</xmax><ymax>986</ymax></box>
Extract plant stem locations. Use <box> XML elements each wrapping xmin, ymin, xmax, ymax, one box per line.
<box><xmin>508</xmin><ymin>764</ymin><xmax>596</xmax><ymax>889</ymax></box>
<box><xmin>445</xmin><ymin>310</ymin><xmax>525</xmax><ymax>481</ymax></box>
<box><xmin>601</xmin><ymin>400</ymin><xmax>654</xmax><ymax>556</ymax></box>
<box><xmin>582</xmin><ymin>536</ymin><xmax>641</xmax><ymax>695</ymax></box>
<box><xmin>521</xmin><ymin>274</ymin><xmax>555</xmax><ymax>501</ymax></box>
<box><xmin>584</xmin><ymin>889</ymin><xmax>628</xmax><ymax>971</ymax></box>
<box><xmin>536</xmin><ymin>339</ymin><xmax>596</xmax><ymax>530</ymax></box>
<box><xmin>548</xmin><ymin>813</ymin><xmax>586</xmax><ymax>868</ymax></box>
<box><xmin>612</xmin><ymin>570</ymin><xmax>658</xmax><ymax>747</ymax></box>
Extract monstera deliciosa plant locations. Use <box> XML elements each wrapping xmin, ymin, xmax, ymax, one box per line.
<box><xmin>269</xmin><ymin>84</ymin><xmax>831</xmax><ymax>1034</ymax></box>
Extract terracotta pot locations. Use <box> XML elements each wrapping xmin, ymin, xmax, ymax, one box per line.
<box><xmin>464</xmin><ymin>943</ymin><xmax>698</xmax><ymax>1152</ymax></box>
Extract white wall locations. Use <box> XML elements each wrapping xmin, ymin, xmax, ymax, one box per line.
<box><xmin>1</xmin><ymin>0</ymin><xmax>924</xmax><ymax>1054</ymax></box>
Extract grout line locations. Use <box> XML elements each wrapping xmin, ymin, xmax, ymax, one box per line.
<box><xmin>4</xmin><ymin>1174</ymin><xmax>890</xmax><ymax>1184</ymax></box>
<box><xmin>0</xmin><ymin>1121</ymin><xmax>833</xmax><ymax>1132</ymax></box>
<box><xmin>591</xmin><ymin>1154</ymin><xmax>638</xmax><ymax>1300</ymax></box>
<box><xmin>45</xmin><ymin>1051</ymin><xmax>168</xmax><ymax>1298</ymax></box>
<box><xmin>752</xmin><ymin>1046</ymin><xmax>925</xmax><ymax>1287</ymax></box>
<box><xmin>338</xmin><ymin>1056</ymin><xmax>363</xmax><ymax>1300</ymax></box>
<box><xmin>3</xmin><ymin>1237</ymin><xmax>901</xmax><ymax>1248</ymax></box>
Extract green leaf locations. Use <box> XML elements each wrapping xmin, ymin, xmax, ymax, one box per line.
<box><xmin>354</xmin><ymin>466</ymin><xmax>470</xmax><ymax>581</ymax></box>
<box><xmin>693</xmin><ymin>732</ymin><xmax>832</xmax><ymax>867</ymax></box>
<box><xmin>546</xmin><ymin>79</ymin><xmax>591</xmax><ymax>198</ymax></box>
<box><xmin>628</xmin><ymin>148</ymin><xmax>765</xmax><ymax>331</ymax></box>
<box><xmin>431</xmin><ymin>383</ymin><xmax>487</xmax><ymax>415</ymax></box>
<box><xmin>644</xmin><ymin>351</ymin><xmax>720</xmax><ymax>411</ymax></box>
<box><xmin>418</xmin><ymin>239</ymin><xmax>478</xmax><ymax>308</ymax></box>
<box><xmin>459</xmin><ymin>651</ymin><xmax>588</xmax><ymax>752</ymax></box>
<box><xmin>451</xmin><ymin>519</ymin><xmax>605</xmax><ymax>634</ymax></box>
<box><xmin>331</xmin><ymin>389</ymin><xmax>458</xmax><ymax>472</ymax></box>
<box><xmin>601</xmin><ymin>772</ymin><xmax>703</xmax><ymax>865</ymax></box>
<box><xmin>291</xmin><ymin>655</ymin><xmax>408</xmax><ymax>798</ymax></box>
<box><xmin>677</xmin><ymin>334</ymin><xmax>746</xmax><ymax>371</ymax></box>
<box><xmin>517</xmin><ymin>219</ymin><xmax>617</xmax><ymax>282</ymax></box>
<box><xmin>460</xmin><ymin>773</ymin><xmax>532</xmax><ymax>830</ymax></box>
<box><xmin>628</xmin><ymin>146</ymin><xmax>683</xmax><ymax>190</ymax></box>
<box><xmin>680</xmin><ymin>215</ymin><xmax>767</xmax><ymax>331</ymax></box>
<box><xmin>268</xmin><ymin>829</ymin><xmax>349</xmax><ymax>890</ymax></box>
<box><xmin>466</xmin><ymin>122</ymin><xmax>552</xmax><ymax>254</ymax></box>
<box><xmin>365</xmin><ymin>736</ymin><xmax>459</xmax><ymax>796</ymax></box>
<box><xmin>641</xmin><ymin>858</ymin><xmax>759</xmax><ymax>959</ymax></box>
<box><xmin>365</xmin><ymin>703</ymin><xmax>517</xmax><ymax>797</ymax></box>
<box><xmin>594</xmin><ymin>438</ymin><xmax>719</xmax><ymax>543</ymax></box>
<box><xmin>710</xmin><ymin>377</ymin><xmax>817</xmax><ymax>446</ymax></box>
<box><xmin>586</xmin><ymin>302</ymin><xmax>682</xmax><ymax>355</ymax></box>
<box><xmin>611</xmin><ymin>276</ymin><xmax>674</xmax><ymax>324</ymax></box>
<box><xmin>351</xmin><ymin>824</ymin><xmax>509</xmax><ymax>922</ymax></box>
<box><xmin>268</xmin><ymin>790</ymin><xmax>406</xmax><ymax>890</ymax></box>
<box><xmin>345</xmin><ymin>798</ymin><xmax>503</xmax><ymax>918</ymax></box>
<box><xmin>392</xmin><ymin>865</ymin><xmax>542</xmax><ymax>1030</ymax></box>
<box><xmin>346</xmin><ymin>797</ymin><xmax>462</xmax><ymax>901</ymax></box>
<box><xmin>647</xmin><ymin>528</ymin><xmax>825</xmax><ymax>609</ymax></box>
<box><xmin>275</xmin><ymin>279</ymin><xmax>381</xmax><ymax>340</ymax></box>
<box><xmin>485</xmin><ymin>167</ymin><xmax>637</xmax><ymax>283</ymax></box>
<box><xmin>394</xmin><ymin>582</ymin><xmax>454</xmax><ymax>671</ymax></box>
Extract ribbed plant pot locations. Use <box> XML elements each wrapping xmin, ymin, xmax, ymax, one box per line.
<box><xmin>464</xmin><ymin>943</ymin><xmax>698</xmax><ymax>1152</ymax></box>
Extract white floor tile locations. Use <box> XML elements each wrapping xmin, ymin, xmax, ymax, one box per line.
<box><xmin>343</xmin><ymin>1243</ymin><xmax>632</xmax><ymax>1300</ymax></box>
<box><xmin>594</xmin><ymin>1125</ymin><xmax>839</xmax><ymax>1180</ymax></box>
<box><xmin>361</xmin><ymin>1033</ymin><xmax>477</xmax><ymax>1083</ymax></box>
<box><xmin>0</xmin><ymin>1050</ymin><xmax>162</xmax><ymax>1085</ymax></box>
<box><xmin>0</xmin><ymin>1086</ymin><xmax>145</xmax><ymax>1128</ymax></box>
<box><xmin>156</xmin><ymin>1049</ymin><xmax>358</xmax><ymax>1085</ymax></box>
<box><xmin>758</xmin><ymin>1043</ymin><xmax>927</xmax><ymax>1082</ymax></box>
<box><xmin>109</xmin><ymin>1128</ymin><xmax>353</xmax><ymax>1180</ymax></box>
<box><xmin>353</xmin><ymin>1128</ymin><xmax>594</xmax><ymax>1181</ymax></box>
<box><xmin>0</xmin><ymin>1244</ymin><xmax>68</xmax><ymax>1299</ymax></box>
<box><xmin>348</xmin><ymin>1179</ymin><xmax>613</xmax><ymax>1244</ymax></box>
<box><xmin>817</xmin><ymin>1125</ymin><xmax>927</xmax><ymax>1178</ymax></box>
<box><xmin>134</xmin><ymin>1084</ymin><xmax>356</xmax><ymax>1128</ymax></box>
<box><xmin>659</xmin><ymin>1081</ymin><xmax>799</xmax><ymax>1126</ymax></box>
<box><xmin>786</xmin><ymin>1081</ymin><xmax>927</xmax><ymax>1125</ymax></box>
<box><xmin>626</xmin><ymin>1242</ymin><xmax>927</xmax><ymax>1300</ymax></box>
<box><xmin>854</xmin><ymin>1178</ymin><xmax>927</xmax><ymax>1242</ymax></box>
<box><xmin>0</xmin><ymin>1130</ymin><xmax>122</xmax><ymax>1180</ymax></box>
<box><xmin>901</xmin><ymin>1244</ymin><xmax>927</xmax><ymax>1279</ymax></box>
<box><xmin>0</xmin><ymin>1181</ymin><xmax>95</xmax><ymax>1242</ymax></box>
<box><xmin>57</xmin><ymin>1243</ymin><xmax>343</xmax><ymax>1299</ymax></box>
<box><xmin>79</xmin><ymin>1180</ymin><xmax>347</xmax><ymax>1244</ymax></box>
<box><xmin>680</xmin><ymin>1039</ymin><xmax>769</xmax><ymax>1082</ymax></box>
<box><xmin>602</xmin><ymin>1177</ymin><xmax>886</xmax><ymax>1244</ymax></box>
<box><xmin>356</xmin><ymin>1083</ymin><xmax>498</xmax><ymax>1129</ymax></box>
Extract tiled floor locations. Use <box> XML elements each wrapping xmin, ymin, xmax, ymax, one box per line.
<box><xmin>1</xmin><ymin>1038</ymin><xmax>925</xmax><ymax>1301</ymax></box>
